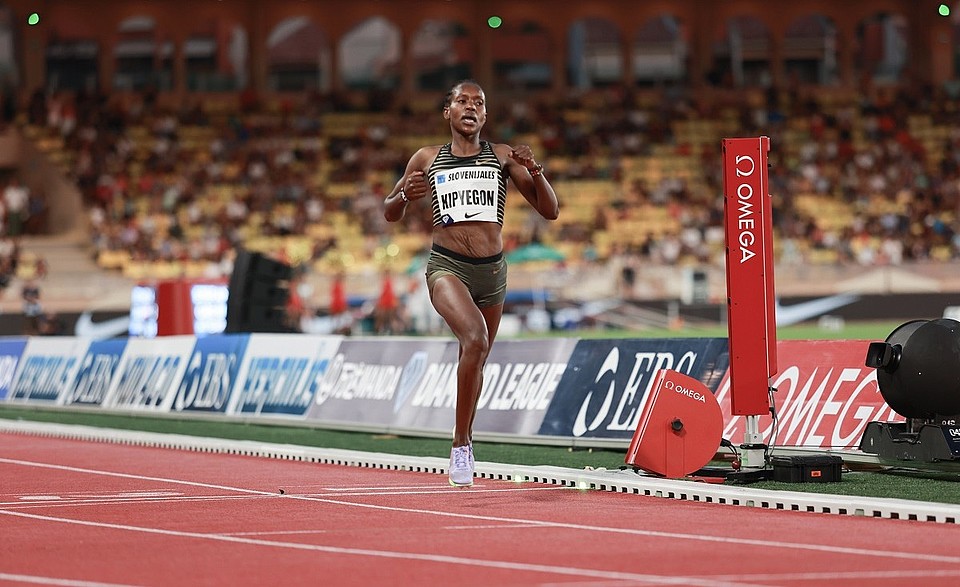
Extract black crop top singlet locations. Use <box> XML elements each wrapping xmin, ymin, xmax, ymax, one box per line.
<box><xmin>427</xmin><ymin>141</ymin><xmax>507</xmax><ymax>226</ymax></box>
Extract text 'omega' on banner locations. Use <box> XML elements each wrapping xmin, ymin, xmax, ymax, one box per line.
<box><xmin>722</xmin><ymin>137</ymin><xmax>777</xmax><ymax>416</ymax></box>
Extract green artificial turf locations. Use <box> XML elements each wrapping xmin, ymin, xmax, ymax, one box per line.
<box><xmin>530</xmin><ymin>320</ymin><xmax>903</xmax><ymax>341</ymax></box>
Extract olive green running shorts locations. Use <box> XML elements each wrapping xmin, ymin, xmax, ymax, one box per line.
<box><xmin>425</xmin><ymin>243</ymin><xmax>507</xmax><ymax>307</ymax></box>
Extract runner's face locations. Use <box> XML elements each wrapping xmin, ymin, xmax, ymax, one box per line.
<box><xmin>446</xmin><ymin>84</ymin><xmax>486</xmax><ymax>135</ymax></box>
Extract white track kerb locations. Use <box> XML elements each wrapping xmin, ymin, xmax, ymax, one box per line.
<box><xmin>1</xmin><ymin>419</ymin><xmax>957</xmax><ymax>525</ymax></box>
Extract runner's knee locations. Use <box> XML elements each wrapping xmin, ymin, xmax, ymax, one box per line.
<box><xmin>460</xmin><ymin>328</ymin><xmax>490</xmax><ymax>359</ymax></box>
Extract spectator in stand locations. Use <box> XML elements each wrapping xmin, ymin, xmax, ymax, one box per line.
<box><xmin>20</xmin><ymin>79</ymin><xmax>960</xmax><ymax>307</ymax></box>
<box><xmin>21</xmin><ymin>279</ymin><xmax>42</xmax><ymax>335</ymax></box>
<box><xmin>24</xmin><ymin>190</ymin><xmax>48</xmax><ymax>234</ymax></box>
<box><xmin>3</xmin><ymin>177</ymin><xmax>29</xmax><ymax>237</ymax></box>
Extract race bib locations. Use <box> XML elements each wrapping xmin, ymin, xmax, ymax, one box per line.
<box><xmin>433</xmin><ymin>166</ymin><xmax>499</xmax><ymax>223</ymax></box>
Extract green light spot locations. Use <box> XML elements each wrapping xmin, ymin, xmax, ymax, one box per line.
<box><xmin>939</xmin><ymin>4</ymin><xmax>951</xmax><ymax>16</ymax></box>
<box><xmin>487</xmin><ymin>16</ymin><xmax>502</xmax><ymax>29</ymax></box>
<box><xmin>27</xmin><ymin>12</ymin><xmax>40</xmax><ymax>26</ymax></box>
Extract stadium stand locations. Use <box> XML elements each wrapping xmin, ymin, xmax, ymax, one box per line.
<box><xmin>1</xmin><ymin>1</ymin><xmax>959</xmax><ymax>327</ymax></box>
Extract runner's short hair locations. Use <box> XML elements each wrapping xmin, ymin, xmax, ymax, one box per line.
<box><xmin>443</xmin><ymin>79</ymin><xmax>483</xmax><ymax>110</ymax></box>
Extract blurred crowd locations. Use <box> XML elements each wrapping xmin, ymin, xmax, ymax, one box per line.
<box><xmin>0</xmin><ymin>169</ymin><xmax>52</xmax><ymax>333</ymax></box>
<box><xmin>16</xmin><ymin>78</ymin><xmax>960</xmax><ymax>317</ymax></box>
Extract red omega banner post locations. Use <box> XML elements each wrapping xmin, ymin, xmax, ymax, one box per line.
<box><xmin>722</xmin><ymin>137</ymin><xmax>778</xmax><ymax>469</ymax></box>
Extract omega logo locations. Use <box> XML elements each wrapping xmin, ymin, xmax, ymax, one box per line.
<box><xmin>664</xmin><ymin>379</ymin><xmax>706</xmax><ymax>403</ymax></box>
<box><xmin>734</xmin><ymin>154</ymin><xmax>759</xmax><ymax>264</ymax></box>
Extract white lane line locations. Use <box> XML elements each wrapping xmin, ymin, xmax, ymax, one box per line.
<box><xmin>223</xmin><ymin>529</ymin><xmax>332</xmax><ymax>537</ymax></box>
<box><xmin>290</xmin><ymin>486</ymin><xmax>568</xmax><ymax>497</ymax></box>
<box><xmin>0</xmin><ymin>573</ymin><xmax>143</xmax><ymax>587</ymax></box>
<box><xmin>2</xmin><ymin>486</ymin><xmax>562</xmax><ymax>510</ymax></box>
<box><xmin>317</xmin><ymin>484</ymin><xmax>449</xmax><ymax>491</ymax></box>
<box><xmin>1</xmin><ymin>494</ymin><xmax>271</xmax><ymax>509</ymax></box>
<box><xmin>106</xmin><ymin>492</ymin><xmax>180</xmax><ymax>499</ymax></box>
<box><xmin>710</xmin><ymin>568</ymin><xmax>960</xmax><ymax>582</ymax></box>
<box><xmin>15</xmin><ymin>491</ymin><xmax>181</xmax><ymax>502</ymax></box>
<box><xmin>224</xmin><ymin>524</ymin><xmax>549</xmax><ymax>536</ymax></box>
<box><xmin>2</xmin><ymin>456</ymin><xmax>959</xmax><ymax>566</ymax></box>
<box><xmin>538</xmin><ymin>582</ymin><xmax>660</xmax><ymax>587</ymax></box>
<box><xmin>442</xmin><ymin>523</ymin><xmax>547</xmax><ymax>530</ymax></box>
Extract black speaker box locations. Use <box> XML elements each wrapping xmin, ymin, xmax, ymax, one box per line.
<box><xmin>225</xmin><ymin>250</ymin><xmax>294</xmax><ymax>333</ymax></box>
<box><xmin>770</xmin><ymin>455</ymin><xmax>843</xmax><ymax>483</ymax></box>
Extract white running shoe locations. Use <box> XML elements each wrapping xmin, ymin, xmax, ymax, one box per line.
<box><xmin>448</xmin><ymin>445</ymin><xmax>474</xmax><ymax>487</ymax></box>
<box><xmin>452</xmin><ymin>427</ymin><xmax>476</xmax><ymax>474</ymax></box>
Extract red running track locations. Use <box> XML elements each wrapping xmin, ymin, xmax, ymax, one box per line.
<box><xmin>1</xmin><ymin>432</ymin><xmax>959</xmax><ymax>587</ymax></box>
